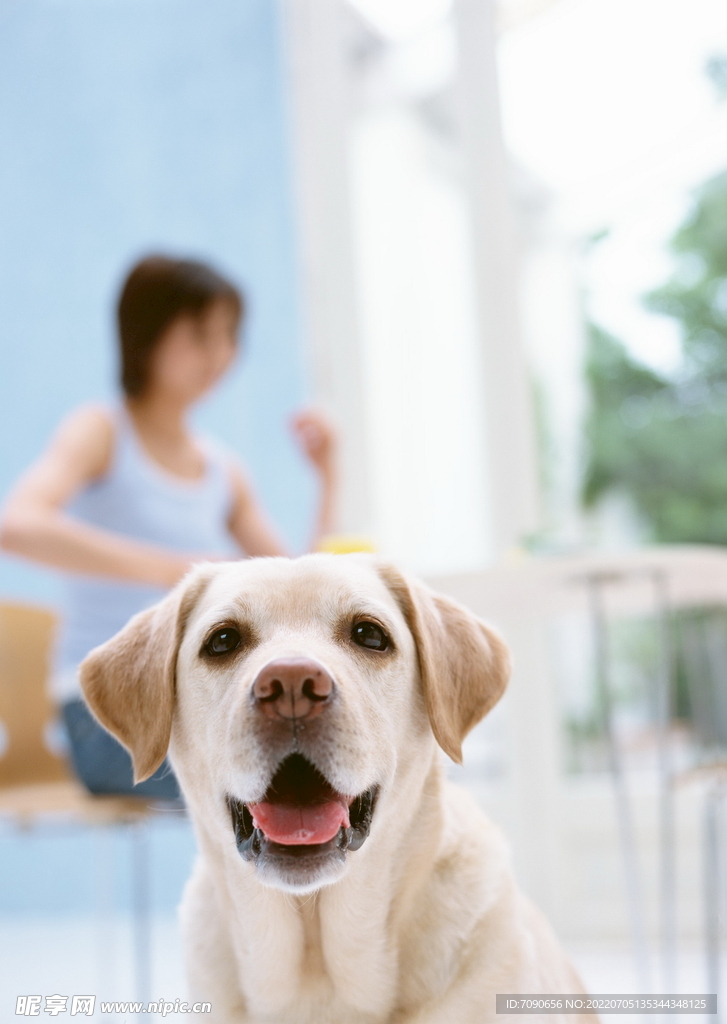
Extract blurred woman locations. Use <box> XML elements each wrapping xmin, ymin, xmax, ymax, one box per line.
<box><xmin>0</xmin><ymin>255</ymin><xmax>337</xmax><ymax>798</ymax></box>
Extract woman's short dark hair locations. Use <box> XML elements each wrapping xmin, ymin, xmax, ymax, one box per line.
<box><xmin>118</xmin><ymin>255</ymin><xmax>244</xmax><ymax>397</ymax></box>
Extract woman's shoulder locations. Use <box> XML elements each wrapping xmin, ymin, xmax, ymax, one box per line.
<box><xmin>60</xmin><ymin>401</ymin><xmax>115</xmax><ymax>432</ymax></box>
<box><xmin>51</xmin><ymin>403</ymin><xmax>116</xmax><ymax>480</ymax></box>
<box><xmin>196</xmin><ymin>431</ymin><xmax>243</xmax><ymax>471</ymax></box>
<box><xmin>194</xmin><ymin>433</ymin><xmax>251</xmax><ymax>503</ymax></box>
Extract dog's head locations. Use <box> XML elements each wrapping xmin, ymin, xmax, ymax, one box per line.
<box><xmin>80</xmin><ymin>555</ymin><xmax>509</xmax><ymax>893</ymax></box>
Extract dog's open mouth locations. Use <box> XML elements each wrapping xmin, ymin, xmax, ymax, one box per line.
<box><xmin>227</xmin><ymin>754</ymin><xmax>378</xmax><ymax>865</ymax></box>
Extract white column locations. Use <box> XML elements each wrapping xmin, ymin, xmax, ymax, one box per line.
<box><xmin>279</xmin><ymin>0</ymin><xmax>373</xmax><ymax>536</ymax></box>
<box><xmin>453</xmin><ymin>0</ymin><xmax>541</xmax><ymax>556</ymax></box>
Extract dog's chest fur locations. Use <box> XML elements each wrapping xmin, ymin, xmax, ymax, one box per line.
<box><xmin>182</xmin><ymin>850</ymin><xmax>402</xmax><ymax>1023</ymax></box>
<box><xmin>181</xmin><ymin>782</ymin><xmax>505</xmax><ymax>1024</ymax></box>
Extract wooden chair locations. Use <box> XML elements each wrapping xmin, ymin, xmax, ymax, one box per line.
<box><xmin>0</xmin><ymin>601</ymin><xmax>162</xmax><ymax>1001</ymax></box>
<box><xmin>0</xmin><ymin>601</ymin><xmax>152</xmax><ymax>821</ymax></box>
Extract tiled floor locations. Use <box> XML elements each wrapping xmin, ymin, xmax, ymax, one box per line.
<box><xmin>0</xmin><ymin>914</ymin><xmax>185</xmax><ymax>1020</ymax></box>
<box><xmin>1</xmin><ymin>913</ymin><xmax>723</xmax><ymax>1021</ymax></box>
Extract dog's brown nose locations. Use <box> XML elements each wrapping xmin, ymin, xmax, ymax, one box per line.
<box><xmin>252</xmin><ymin>658</ymin><xmax>334</xmax><ymax>721</ymax></box>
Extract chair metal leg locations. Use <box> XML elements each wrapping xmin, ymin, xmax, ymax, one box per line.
<box><xmin>653</xmin><ymin>572</ymin><xmax>677</xmax><ymax>992</ymax></box>
<box><xmin>130</xmin><ymin>820</ymin><xmax>151</xmax><ymax>1009</ymax></box>
<box><xmin>588</xmin><ymin>575</ymin><xmax>652</xmax><ymax>992</ymax></box>
<box><xmin>93</xmin><ymin>826</ymin><xmax>116</xmax><ymax>1001</ymax></box>
<box><xmin>704</xmin><ymin>784</ymin><xmax>722</xmax><ymax>1022</ymax></box>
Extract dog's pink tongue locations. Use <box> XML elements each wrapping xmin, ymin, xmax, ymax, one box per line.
<box><xmin>250</xmin><ymin>801</ymin><xmax>350</xmax><ymax>845</ymax></box>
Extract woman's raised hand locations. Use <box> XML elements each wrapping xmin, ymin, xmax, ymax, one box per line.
<box><xmin>289</xmin><ymin>410</ymin><xmax>337</xmax><ymax>478</ymax></box>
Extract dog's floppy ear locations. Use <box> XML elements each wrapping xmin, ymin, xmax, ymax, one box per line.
<box><xmin>378</xmin><ymin>564</ymin><xmax>510</xmax><ymax>764</ymax></box>
<box><xmin>79</xmin><ymin>565</ymin><xmax>214</xmax><ymax>783</ymax></box>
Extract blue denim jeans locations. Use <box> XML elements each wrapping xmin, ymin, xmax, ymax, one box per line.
<box><xmin>61</xmin><ymin>699</ymin><xmax>180</xmax><ymax>800</ymax></box>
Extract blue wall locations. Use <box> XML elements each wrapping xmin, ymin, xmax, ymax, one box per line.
<box><xmin>0</xmin><ymin>0</ymin><xmax>313</xmax><ymax>606</ymax></box>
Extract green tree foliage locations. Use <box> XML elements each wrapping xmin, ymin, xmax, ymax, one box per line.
<box><xmin>584</xmin><ymin>169</ymin><xmax>727</xmax><ymax>544</ymax></box>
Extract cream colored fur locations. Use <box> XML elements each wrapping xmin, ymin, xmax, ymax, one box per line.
<box><xmin>80</xmin><ymin>554</ymin><xmax>591</xmax><ymax>1024</ymax></box>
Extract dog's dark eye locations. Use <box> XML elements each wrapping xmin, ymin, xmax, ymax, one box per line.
<box><xmin>205</xmin><ymin>627</ymin><xmax>242</xmax><ymax>656</ymax></box>
<box><xmin>351</xmin><ymin>621</ymin><xmax>389</xmax><ymax>651</ymax></box>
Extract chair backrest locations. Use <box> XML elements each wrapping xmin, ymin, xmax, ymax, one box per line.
<box><xmin>0</xmin><ymin>602</ymin><xmax>71</xmax><ymax>787</ymax></box>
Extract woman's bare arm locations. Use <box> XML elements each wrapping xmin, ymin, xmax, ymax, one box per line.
<box><xmin>227</xmin><ymin>411</ymin><xmax>339</xmax><ymax>557</ymax></box>
<box><xmin>0</xmin><ymin>406</ymin><xmax>197</xmax><ymax>587</ymax></box>
<box><xmin>227</xmin><ymin>464</ymin><xmax>289</xmax><ymax>557</ymax></box>
<box><xmin>290</xmin><ymin>410</ymin><xmax>338</xmax><ymax>550</ymax></box>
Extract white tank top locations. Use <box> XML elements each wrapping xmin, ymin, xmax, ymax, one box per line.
<box><xmin>52</xmin><ymin>406</ymin><xmax>236</xmax><ymax>701</ymax></box>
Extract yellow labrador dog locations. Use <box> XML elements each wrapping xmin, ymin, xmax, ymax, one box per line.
<box><xmin>80</xmin><ymin>555</ymin><xmax>587</xmax><ymax>1024</ymax></box>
